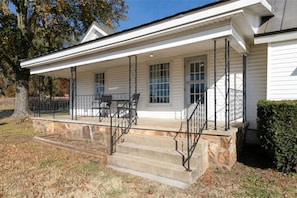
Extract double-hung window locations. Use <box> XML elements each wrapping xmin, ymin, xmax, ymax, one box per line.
<box><xmin>149</xmin><ymin>63</ymin><xmax>170</xmax><ymax>103</ymax></box>
<box><xmin>94</xmin><ymin>73</ymin><xmax>104</xmax><ymax>96</ymax></box>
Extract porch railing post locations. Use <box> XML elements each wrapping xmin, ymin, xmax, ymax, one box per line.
<box><xmin>128</xmin><ymin>56</ymin><xmax>132</xmax><ymax>124</ymax></box>
<box><xmin>38</xmin><ymin>75</ymin><xmax>41</xmax><ymax>117</ymax></box>
<box><xmin>205</xmin><ymin>89</ymin><xmax>208</xmax><ymax>130</ymax></box>
<box><xmin>70</xmin><ymin>67</ymin><xmax>77</xmax><ymax>120</ymax></box>
<box><xmin>224</xmin><ymin>38</ymin><xmax>230</xmax><ymax>131</ymax></box>
<box><xmin>243</xmin><ymin>54</ymin><xmax>247</xmax><ymax>122</ymax></box>
<box><xmin>110</xmin><ymin>114</ymin><xmax>113</xmax><ymax>155</ymax></box>
<box><xmin>186</xmin><ymin>119</ymin><xmax>190</xmax><ymax>171</ymax></box>
<box><xmin>213</xmin><ymin>39</ymin><xmax>217</xmax><ymax>130</ymax></box>
<box><xmin>227</xmin><ymin>39</ymin><xmax>230</xmax><ymax>129</ymax></box>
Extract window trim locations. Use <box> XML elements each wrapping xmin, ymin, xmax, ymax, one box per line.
<box><xmin>94</xmin><ymin>72</ymin><xmax>105</xmax><ymax>96</ymax></box>
<box><xmin>148</xmin><ymin>62</ymin><xmax>171</xmax><ymax>104</ymax></box>
<box><xmin>184</xmin><ymin>55</ymin><xmax>207</xmax><ymax>105</ymax></box>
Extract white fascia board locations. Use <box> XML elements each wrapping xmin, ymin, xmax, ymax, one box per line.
<box><xmin>254</xmin><ymin>31</ymin><xmax>297</xmax><ymax>44</ymax></box>
<box><xmin>30</xmin><ymin>25</ymin><xmax>232</xmax><ymax>74</ymax></box>
<box><xmin>22</xmin><ymin>10</ymin><xmax>240</xmax><ymax>69</ymax></box>
<box><xmin>230</xmin><ymin>24</ymin><xmax>249</xmax><ymax>54</ymax></box>
<box><xmin>21</xmin><ymin>0</ymin><xmax>271</xmax><ymax>68</ymax></box>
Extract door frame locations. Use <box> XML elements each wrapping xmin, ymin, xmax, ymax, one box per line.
<box><xmin>184</xmin><ymin>55</ymin><xmax>207</xmax><ymax>116</ymax></box>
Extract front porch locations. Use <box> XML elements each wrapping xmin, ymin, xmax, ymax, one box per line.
<box><xmin>31</xmin><ymin>114</ymin><xmax>247</xmax><ymax>187</ymax></box>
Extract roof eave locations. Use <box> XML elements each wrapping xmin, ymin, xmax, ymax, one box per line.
<box><xmin>254</xmin><ymin>28</ymin><xmax>297</xmax><ymax>44</ymax></box>
<box><xmin>20</xmin><ymin>0</ymin><xmax>272</xmax><ymax>69</ymax></box>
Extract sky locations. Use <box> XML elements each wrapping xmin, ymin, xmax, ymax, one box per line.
<box><xmin>116</xmin><ymin>0</ymin><xmax>216</xmax><ymax>31</ymax></box>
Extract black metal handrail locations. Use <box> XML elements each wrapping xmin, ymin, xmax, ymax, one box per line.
<box><xmin>183</xmin><ymin>90</ymin><xmax>207</xmax><ymax>171</ymax></box>
<box><xmin>109</xmin><ymin>95</ymin><xmax>137</xmax><ymax>154</ymax></box>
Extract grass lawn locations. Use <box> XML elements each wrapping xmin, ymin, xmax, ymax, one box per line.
<box><xmin>0</xmin><ymin>109</ymin><xmax>296</xmax><ymax>197</ymax></box>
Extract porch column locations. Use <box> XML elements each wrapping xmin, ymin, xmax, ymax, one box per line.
<box><xmin>224</xmin><ymin>38</ymin><xmax>230</xmax><ymax>131</ymax></box>
<box><xmin>70</xmin><ymin>67</ymin><xmax>77</xmax><ymax>120</ymax></box>
<box><xmin>243</xmin><ymin>54</ymin><xmax>247</xmax><ymax>122</ymax></box>
<box><xmin>128</xmin><ymin>55</ymin><xmax>138</xmax><ymax>97</ymax></box>
<box><xmin>33</xmin><ymin>75</ymin><xmax>41</xmax><ymax>117</ymax></box>
<box><xmin>213</xmin><ymin>39</ymin><xmax>217</xmax><ymax>130</ymax></box>
<box><xmin>128</xmin><ymin>55</ymin><xmax>138</xmax><ymax>123</ymax></box>
<box><xmin>48</xmin><ymin>76</ymin><xmax>55</xmax><ymax>118</ymax></box>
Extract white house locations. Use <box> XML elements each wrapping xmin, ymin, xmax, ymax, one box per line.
<box><xmin>20</xmin><ymin>0</ymin><xmax>297</xmax><ymax>187</ymax></box>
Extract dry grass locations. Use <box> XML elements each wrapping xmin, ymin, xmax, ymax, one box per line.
<box><xmin>0</xmin><ymin>112</ymin><xmax>296</xmax><ymax>197</ymax></box>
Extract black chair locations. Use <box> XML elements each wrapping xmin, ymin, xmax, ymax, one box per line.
<box><xmin>96</xmin><ymin>94</ymin><xmax>112</xmax><ymax>121</ymax></box>
<box><xmin>117</xmin><ymin>93</ymin><xmax>140</xmax><ymax>124</ymax></box>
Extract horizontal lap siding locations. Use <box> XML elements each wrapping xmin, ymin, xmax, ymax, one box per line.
<box><xmin>106</xmin><ymin>65</ymin><xmax>129</xmax><ymax>94</ymax></box>
<box><xmin>246</xmin><ymin>44</ymin><xmax>267</xmax><ymax>129</ymax></box>
<box><xmin>77</xmin><ymin>71</ymin><xmax>94</xmax><ymax>95</ymax></box>
<box><xmin>208</xmin><ymin>47</ymin><xmax>243</xmax><ymax>122</ymax></box>
<box><xmin>268</xmin><ymin>40</ymin><xmax>297</xmax><ymax>100</ymax></box>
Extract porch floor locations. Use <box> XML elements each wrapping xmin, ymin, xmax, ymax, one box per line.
<box><xmin>34</xmin><ymin>114</ymin><xmax>246</xmax><ymax>136</ymax></box>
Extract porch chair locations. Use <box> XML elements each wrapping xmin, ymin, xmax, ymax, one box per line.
<box><xmin>117</xmin><ymin>93</ymin><xmax>140</xmax><ymax>124</ymax></box>
<box><xmin>94</xmin><ymin>94</ymin><xmax>112</xmax><ymax>122</ymax></box>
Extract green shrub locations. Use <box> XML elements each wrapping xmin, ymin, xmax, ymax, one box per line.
<box><xmin>257</xmin><ymin>100</ymin><xmax>297</xmax><ymax>172</ymax></box>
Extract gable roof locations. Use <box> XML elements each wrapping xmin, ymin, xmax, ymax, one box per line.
<box><xmin>80</xmin><ymin>21</ymin><xmax>115</xmax><ymax>43</ymax></box>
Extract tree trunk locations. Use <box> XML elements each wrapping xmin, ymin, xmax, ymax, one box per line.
<box><xmin>12</xmin><ymin>69</ymin><xmax>32</xmax><ymax>117</ymax></box>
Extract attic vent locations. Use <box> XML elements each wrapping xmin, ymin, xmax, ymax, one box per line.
<box><xmin>260</xmin><ymin>15</ymin><xmax>274</xmax><ymax>26</ymax></box>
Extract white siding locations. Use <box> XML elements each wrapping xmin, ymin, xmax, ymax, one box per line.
<box><xmin>246</xmin><ymin>44</ymin><xmax>267</xmax><ymax>129</ymax></box>
<box><xmin>106</xmin><ymin>65</ymin><xmax>129</xmax><ymax>94</ymax></box>
<box><xmin>268</xmin><ymin>40</ymin><xmax>297</xmax><ymax>100</ymax></box>
<box><xmin>77</xmin><ymin>71</ymin><xmax>94</xmax><ymax>95</ymax></box>
<box><xmin>208</xmin><ymin>46</ymin><xmax>243</xmax><ymax>122</ymax></box>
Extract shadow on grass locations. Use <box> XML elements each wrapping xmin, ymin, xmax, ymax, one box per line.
<box><xmin>0</xmin><ymin>110</ymin><xmax>13</xmax><ymax>118</ymax></box>
<box><xmin>238</xmin><ymin>144</ymin><xmax>275</xmax><ymax>170</ymax></box>
<box><xmin>0</xmin><ymin>122</ymin><xmax>8</xmax><ymax>126</ymax></box>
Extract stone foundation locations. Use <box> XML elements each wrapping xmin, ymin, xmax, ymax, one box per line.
<box><xmin>32</xmin><ymin>117</ymin><xmax>247</xmax><ymax>170</ymax></box>
<box><xmin>32</xmin><ymin>118</ymin><xmax>111</xmax><ymax>160</ymax></box>
<box><xmin>202</xmin><ymin>125</ymin><xmax>247</xmax><ymax>170</ymax></box>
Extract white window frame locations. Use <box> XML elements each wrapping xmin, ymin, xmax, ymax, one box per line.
<box><xmin>149</xmin><ymin>62</ymin><xmax>170</xmax><ymax>104</ymax></box>
<box><xmin>94</xmin><ymin>73</ymin><xmax>105</xmax><ymax>96</ymax></box>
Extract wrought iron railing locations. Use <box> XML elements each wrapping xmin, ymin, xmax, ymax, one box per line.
<box><xmin>29</xmin><ymin>93</ymin><xmax>130</xmax><ymax>118</ymax></box>
<box><xmin>229</xmin><ymin>88</ymin><xmax>243</xmax><ymax>121</ymax></box>
<box><xmin>109</xmin><ymin>93</ymin><xmax>139</xmax><ymax>154</ymax></box>
<box><xmin>109</xmin><ymin>100</ymin><xmax>131</xmax><ymax>154</ymax></box>
<box><xmin>29</xmin><ymin>96</ymin><xmax>70</xmax><ymax>117</ymax></box>
<box><xmin>182</xmin><ymin>90</ymin><xmax>207</xmax><ymax>171</ymax></box>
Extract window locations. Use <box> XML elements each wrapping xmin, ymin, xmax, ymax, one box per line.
<box><xmin>94</xmin><ymin>73</ymin><xmax>104</xmax><ymax>96</ymax></box>
<box><xmin>185</xmin><ymin>57</ymin><xmax>206</xmax><ymax>104</ymax></box>
<box><xmin>149</xmin><ymin>63</ymin><xmax>170</xmax><ymax>103</ymax></box>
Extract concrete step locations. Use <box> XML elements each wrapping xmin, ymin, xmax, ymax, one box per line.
<box><xmin>116</xmin><ymin>142</ymin><xmax>201</xmax><ymax>165</ymax></box>
<box><xmin>123</xmin><ymin>133</ymin><xmax>177</xmax><ymax>149</ymax></box>
<box><xmin>108</xmin><ymin>152</ymin><xmax>202</xmax><ymax>184</ymax></box>
<box><xmin>124</xmin><ymin>133</ymin><xmax>208</xmax><ymax>157</ymax></box>
<box><xmin>108</xmin><ymin>133</ymin><xmax>209</xmax><ymax>187</ymax></box>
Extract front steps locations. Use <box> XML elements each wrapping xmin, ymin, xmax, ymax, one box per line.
<box><xmin>108</xmin><ymin>133</ymin><xmax>208</xmax><ymax>188</ymax></box>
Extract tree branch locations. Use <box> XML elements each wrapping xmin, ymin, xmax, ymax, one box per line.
<box><xmin>0</xmin><ymin>47</ymin><xmax>18</xmax><ymax>71</ymax></box>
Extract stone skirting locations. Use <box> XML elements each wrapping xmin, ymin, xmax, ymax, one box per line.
<box><xmin>32</xmin><ymin>118</ymin><xmax>111</xmax><ymax>161</ymax></box>
<box><xmin>31</xmin><ymin>117</ymin><xmax>247</xmax><ymax>170</ymax></box>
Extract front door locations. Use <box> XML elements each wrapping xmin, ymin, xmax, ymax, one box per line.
<box><xmin>185</xmin><ymin>56</ymin><xmax>206</xmax><ymax>106</ymax></box>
